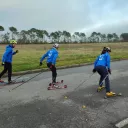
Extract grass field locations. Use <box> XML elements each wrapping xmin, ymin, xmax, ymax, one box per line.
<box><xmin>0</xmin><ymin>43</ymin><xmax>128</xmax><ymax>72</ymax></box>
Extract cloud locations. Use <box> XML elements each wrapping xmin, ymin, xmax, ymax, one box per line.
<box><xmin>0</xmin><ymin>0</ymin><xmax>128</xmax><ymax>35</ymax></box>
<box><xmin>0</xmin><ymin>0</ymin><xmax>22</xmax><ymax>10</ymax></box>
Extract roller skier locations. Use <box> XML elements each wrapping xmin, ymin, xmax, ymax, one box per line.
<box><xmin>92</xmin><ymin>47</ymin><xmax>116</xmax><ymax>96</ymax></box>
<box><xmin>0</xmin><ymin>40</ymin><xmax>18</xmax><ymax>84</ymax></box>
<box><xmin>40</xmin><ymin>43</ymin><xmax>59</xmax><ymax>87</ymax></box>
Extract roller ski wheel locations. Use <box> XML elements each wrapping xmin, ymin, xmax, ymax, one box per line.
<box><xmin>64</xmin><ymin>85</ymin><xmax>67</xmax><ymax>88</ymax></box>
<box><xmin>104</xmin><ymin>93</ymin><xmax>122</xmax><ymax>99</ymax></box>
<box><xmin>97</xmin><ymin>86</ymin><xmax>105</xmax><ymax>92</ymax></box>
<box><xmin>49</xmin><ymin>83</ymin><xmax>52</xmax><ymax>86</ymax></box>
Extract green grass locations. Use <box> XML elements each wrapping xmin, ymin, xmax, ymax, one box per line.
<box><xmin>0</xmin><ymin>43</ymin><xmax>128</xmax><ymax>72</ymax></box>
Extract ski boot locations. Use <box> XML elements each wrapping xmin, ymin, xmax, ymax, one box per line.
<box><xmin>49</xmin><ymin>82</ymin><xmax>59</xmax><ymax>88</ymax></box>
<box><xmin>97</xmin><ymin>86</ymin><xmax>105</xmax><ymax>92</ymax></box>
<box><xmin>52</xmin><ymin>82</ymin><xmax>59</xmax><ymax>88</ymax></box>
<box><xmin>48</xmin><ymin>82</ymin><xmax>59</xmax><ymax>90</ymax></box>
<box><xmin>8</xmin><ymin>80</ymin><xmax>13</xmax><ymax>84</ymax></box>
<box><xmin>104</xmin><ymin>91</ymin><xmax>122</xmax><ymax>99</ymax></box>
<box><xmin>104</xmin><ymin>91</ymin><xmax>117</xmax><ymax>99</ymax></box>
<box><xmin>106</xmin><ymin>91</ymin><xmax>116</xmax><ymax>97</ymax></box>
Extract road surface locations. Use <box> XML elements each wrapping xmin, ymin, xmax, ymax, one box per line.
<box><xmin>0</xmin><ymin>60</ymin><xmax>128</xmax><ymax>128</ymax></box>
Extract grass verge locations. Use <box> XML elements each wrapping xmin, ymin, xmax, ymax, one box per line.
<box><xmin>0</xmin><ymin>43</ymin><xmax>128</xmax><ymax>72</ymax></box>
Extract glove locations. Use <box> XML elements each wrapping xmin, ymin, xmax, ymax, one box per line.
<box><xmin>39</xmin><ymin>62</ymin><xmax>42</xmax><ymax>66</ymax></box>
<box><xmin>108</xmin><ymin>68</ymin><xmax>111</xmax><ymax>74</ymax></box>
<box><xmin>92</xmin><ymin>68</ymin><xmax>96</xmax><ymax>73</ymax></box>
<box><xmin>15</xmin><ymin>50</ymin><xmax>19</xmax><ymax>53</ymax></box>
<box><xmin>1</xmin><ymin>62</ymin><xmax>4</xmax><ymax>66</ymax></box>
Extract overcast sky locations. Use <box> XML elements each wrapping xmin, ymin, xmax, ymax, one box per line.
<box><xmin>0</xmin><ymin>0</ymin><xmax>128</xmax><ymax>35</ymax></box>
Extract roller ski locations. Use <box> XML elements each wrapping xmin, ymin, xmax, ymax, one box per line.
<box><xmin>104</xmin><ymin>92</ymin><xmax>122</xmax><ymax>99</ymax></box>
<box><xmin>0</xmin><ymin>79</ymin><xmax>4</xmax><ymax>83</ymax></box>
<box><xmin>47</xmin><ymin>80</ymin><xmax>67</xmax><ymax>90</ymax></box>
<box><xmin>97</xmin><ymin>86</ymin><xmax>105</xmax><ymax>92</ymax></box>
<box><xmin>0</xmin><ymin>79</ymin><xmax>25</xmax><ymax>86</ymax></box>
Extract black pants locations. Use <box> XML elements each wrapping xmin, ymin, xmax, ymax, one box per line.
<box><xmin>95</xmin><ymin>66</ymin><xmax>110</xmax><ymax>92</ymax></box>
<box><xmin>0</xmin><ymin>62</ymin><xmax>12</xmax><ymax>81</ymax></box>
<box><xmin>47</xmin><ymin>63</ymin><xmax>57</xmax><ymax>83</ymax></box>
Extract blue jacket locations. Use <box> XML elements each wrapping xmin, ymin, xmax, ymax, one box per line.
<box><xmin>40</xmin><ymin>47</ymin><xmax>59</xmax><ymax>65</ymax></box>
<box><xmin>94</xmin><ymin>52</ymin><xmax>111</xmax><ymax>69</ymax></box>
<box><xmin>2</xmin><ymin>45</ymin><xmax>16</xmax><ymax>63</ymax></box>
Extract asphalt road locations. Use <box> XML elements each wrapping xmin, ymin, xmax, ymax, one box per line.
<box><xmin>0</xmin><ymin>60</ymin><xmax>128</xmax><ymax>128</ymax></box>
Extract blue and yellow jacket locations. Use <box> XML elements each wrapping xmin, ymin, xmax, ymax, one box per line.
<box><xmin>94</xmin><ymin>52</ymin><xmax>111</xmax><ymax>69</ymax></box>
<box><xmin>2</xmin><ymin>45</ymin><xmax>17</xmax><ymax>63</ymax></box>
<box><xmin>40</xmin><ymin>47</ymin><xmax>58</xmax><ymax>65</ymax></box>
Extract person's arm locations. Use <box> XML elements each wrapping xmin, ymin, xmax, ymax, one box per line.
<box><xmin>106</xmin><ymin>54</ymin><xmax>111</xmax><ymax>74</ymax></box>
<box><xmin>40</xmin><ymin>51</ymin><xmax>49</xmax><ymax>62</ymax></box>
<box><xmin>94</xmin><ymin>56</ymin><xmax>99</xmax><ymax>68</ymax></box>
<box><xmin>12</xmin><ymin>50</ymin><xmax>18</xmax><ymax>55</ymax></box>
<box><xmin>2</xmin><ymin>49</ymin><xmax>12</xmax><ymax>62</ymax></box>
<box><xmin>92</xmin><ymin>56</ymin><xmax>99</xmax><ymax>73</ymax></box>
<box><xmin>2</xmin><ymin>55</ymin><xmax>5</xmax><ymax>63</ymax></box>
<box><xmin>106</xmin><ymin>54</ymin><xmax>110</xmax><ymax>69</ymax></box>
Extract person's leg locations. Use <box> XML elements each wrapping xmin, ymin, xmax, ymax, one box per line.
<box><xmin>96</xmin><ymin>66</ymin><xmax>115</xmax><ymax>95</ymax></box>
<box><xmin>96</xmin><ymin>66</ymin><xmax>106</xmax><ymax>91</ymax></box>
<box><xmin>104</xmin><ymin>68</ymin><xmax>116</xmax><ymax>96</ymax></box>
<box><xmin>96</xmin><ymin>66</ymin><xmax>105</xmax><ymax>87</ymax></box>
<box><xmin>0</xmin><ymin>62</ymin><xmax>8</xmax><ymax>81</ymax></box>
<box><xmin>99</xmin><ymin>75</ymin><xmax>104</xmax><ymax>87</ymax></box>
<box><xmin>7</xmin><ymin>63</ymin><xmax>12</xmax><ymax>82</ymax></box>
<box><xmin>47</xmin><ymin>63</ymin><xmax>57</xmax><ymax>83</ymax></box>
<box><xmin>98</xmin><ymin>66</ymin><xmax>111</xmax><ymax>93</ymax></box>
<box><xmin>50</xmin><ymin>65</ymin><xmax>57</xmax><ymax>83</ymax></box>
<box><xmin>104</xmin><ymin>72</ymin><xmax>110</xmax><ymax>92</ymax></box>
<box><xmin>105</xmin><ymin>77</ymin><xmax>110</xmax><ymax>92</ymax></box>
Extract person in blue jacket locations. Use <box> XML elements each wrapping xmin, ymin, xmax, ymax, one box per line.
<box><xmin>92</xmin><ymin>47</ymin><xmax>115</xmax><ymax>96</ymax></box>
<box><xmin>40</xmin><ymin>43</ymin><xmax>59</xmax><ymax>85</ymax></box>
<box><xmin>0</xmin><ymin>40</ymin><xmax>18</xmax><ymax>83</ymax></box>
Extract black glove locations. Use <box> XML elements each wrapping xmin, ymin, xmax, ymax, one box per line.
<box><xmin>108</xmin><ymin>68</ymin><xmax>111</xmax><ymax>74</ymax></box>
<box><xmin>92</xmin><ymin>68</ymin><xmax>96</xmax><ymax>73</ymax></box>
<box><xmin>40</xmin><ymin>62</ymin><xmax>42</xmax><ymax>66</ymax></box>
<box><xmin>15</xmin><ymin>50</ymin><xmax>19</xmax><ymax>53</ymax></box>
<box><xmin>1</xmin><ymin>62</ymin><xmax>4</xmax><ymax>66</ymax></box>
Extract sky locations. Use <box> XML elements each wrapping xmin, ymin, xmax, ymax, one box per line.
<box><xmin>0</xmin><ymin>0</ymin><xmax>128</xmax><ymax>35</ymax></box>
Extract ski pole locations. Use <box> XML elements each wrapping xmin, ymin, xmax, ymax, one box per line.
<box><xmin>99</xmin><ymin>67</ymin><xmax>111</xmax><ymax>86</ymax></box>
<box><xmin>9</xmin><ymin>71</ymin><xmax>44</xmax><ymax>92</ymax></box>
<box><xmin>74</xmin><ymin>72</ymin><xmax>94</xmax><ymax>91</ymax></box>
<box><xmin>99</xmin><ymin>74</ymin><xmax>109</xmax><ymax>86</ymax></box>
<box><xmin>12</xmin><ymin>73</ymin><xmax>28</xmax><ymax>82</ymax></box>
<box><xmin>11</xmin><ymin>65</ymin><xmax>43</xmax><ymax>82</ymax></box>
<box><xmin>52</xmin><ymin>72</ymin><xmax>94</xmax><ymax>105</ymax></box>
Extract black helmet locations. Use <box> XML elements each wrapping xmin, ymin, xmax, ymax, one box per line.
<box><xmin>101</xmin><ymin>47</ymin><xmax>111</xmax><ymax>54</ymax></box>
<box><xmin>104</xmin><ymin>47</ymin><xmax>111</xmax><ymax>52</ymax></box>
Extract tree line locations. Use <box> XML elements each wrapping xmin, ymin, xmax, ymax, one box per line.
<box><xmin>0</xmin><ymin>25</ymin><xmax>128</xmax><ymax>44</ymax></box>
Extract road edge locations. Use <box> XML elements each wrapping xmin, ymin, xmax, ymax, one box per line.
<box><xmin>1</xmin><ymin>58</ymin><xmax>128</xmax><ymax>77</ymax></box>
